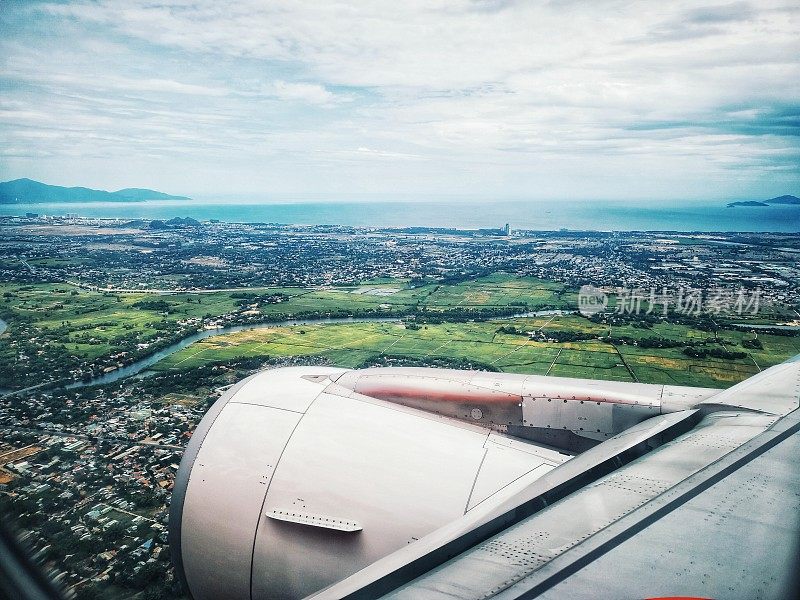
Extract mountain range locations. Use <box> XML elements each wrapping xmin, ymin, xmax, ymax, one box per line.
<box><xmin>0</xmin><ymin>178</ymin><xmax>190</xmax><ymax>203</ymax></box>
<box><xmin>727</xmin><ymin>195</ymin><xmax>800</xmax><ymax>208</ymax></box>
<box><xmin>2</xmin><ymin>178</ymin><xmax>796</xmax><ymax>209</ymax></box>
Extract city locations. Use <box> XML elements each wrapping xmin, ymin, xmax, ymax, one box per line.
<box><xmin>1</xmin><ymin>216</ymin><xmax>799</xmax><ymax>598</ymax></box>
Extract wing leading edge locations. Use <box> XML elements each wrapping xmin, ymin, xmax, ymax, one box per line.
<box><xmin>312</xmin><ymin>354</ymin><xmax>800</xmax><ymax>600</ymax></box>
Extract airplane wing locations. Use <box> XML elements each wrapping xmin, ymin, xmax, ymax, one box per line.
<box><xmin>169</xmin><ymin>357</ymin><xmax>800</xmax><ymax>600</ymax></box>
<box><xmin>312</xmin><ymin>356</ymin><xmax>800</xmax><ymax>600</ymax></box>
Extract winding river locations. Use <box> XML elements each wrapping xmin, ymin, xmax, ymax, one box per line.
<box><xmin>67</xmin><ymin>310</ymin><xmax>570</xmax><ymax>389</ymax></box>
<box><xmin>1</xmin><ymin>310</ymin><xmax>569</xmax><ymax>393</ymax></box>
<box><xmin>64</xmin><ymin>315</ymin><xmax>403</xmax><ymax>389</ymax></box>
<box><xmin>732</xmin><ymin>323</ymin><xmax>800</xmax><ymax>331</ymax></box>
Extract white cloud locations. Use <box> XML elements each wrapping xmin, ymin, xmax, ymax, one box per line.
<box><xmin>268</xmin><ymin>81</ymin><xmax>341</xmax><ymax>105</ymax></box>
<box><xmin>0</xmin><ymin>0</ymin><xmax>798</xmax><ymax>198</ymax></box>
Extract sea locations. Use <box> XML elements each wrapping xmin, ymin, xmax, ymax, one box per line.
<box><xmin>2</xmin><ymin>198</ymin><xmax>799</xmax><ymax>232</ymax></box>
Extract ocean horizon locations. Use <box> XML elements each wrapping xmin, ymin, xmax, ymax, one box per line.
<box><xmin>2</xmin><ymin>198</ymin><xmax>799</xmax><ymax>232</ymax></box>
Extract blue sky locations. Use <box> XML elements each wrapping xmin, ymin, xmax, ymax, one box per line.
<box><xmin>1</xmin><ymin>0</ymin><xmax>798</xmax><ymax>201</ymax></box>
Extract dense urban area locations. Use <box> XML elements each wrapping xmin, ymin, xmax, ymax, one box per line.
<box><xmin>1</xmin><ymin>214</ymin><xmax>799</xmax><ymax>599</ymax></box>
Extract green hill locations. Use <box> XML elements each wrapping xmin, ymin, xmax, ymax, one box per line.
<box><xmin>0</xmin><ymin>178</ymin><xmax>190</xmax><ymax>203</ymax></box>
<box><xmin>765</xmin><ymin>194</ymin><xmax>800</xmax><ymax>205</ymax></box>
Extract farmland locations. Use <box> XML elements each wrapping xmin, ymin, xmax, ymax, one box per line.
<box><xmin>152</xmin><ymin>314</ymin><xmax>799</xmax><ymax>389</ymax></box>
<box><xmin>0</xmin><ymin>273</ymin><xmax>797</xmax><ymax>390</ymax></box>
<box><xmin>0</xmin><ymin>274</ymin><xmax>800</xmax><ymax>387</ymax></box>
<box><xmin>0</xmin><ymin>275</ymin><xmax>568</xmax><ymax>388</ymax></box>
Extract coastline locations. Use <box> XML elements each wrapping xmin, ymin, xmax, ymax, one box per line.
<box><xmin>2</xmin><ymin>199</ymin><xmax>800</xmax><ymax>232</ymax></box>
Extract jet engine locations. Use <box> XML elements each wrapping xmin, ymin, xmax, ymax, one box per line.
<box><xmin>169</xmin><ymin>366</ymin><xmax>715</xmax><ymax>599</ymax></box>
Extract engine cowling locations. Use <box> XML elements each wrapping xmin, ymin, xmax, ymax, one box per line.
<box><xmin>169</xmin><ymin>366</ymin><xmax>716</xmax><ymax>599</ymax></box>
<box><xmin>169</xmin><ymin>366</ymin><xmax>569</xmax><ymax>599</ymax></box>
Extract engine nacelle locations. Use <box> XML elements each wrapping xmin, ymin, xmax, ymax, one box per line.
<box><xmin>169</xmin><ymin>367</ymin><xmax>570</xmax><ymax>599</ymax></box>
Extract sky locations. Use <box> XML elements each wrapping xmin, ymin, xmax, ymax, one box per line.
<box><xmin>0</xmin><ymin>0</ymin><xmax>798</xmax><ymax>202</ymax></box>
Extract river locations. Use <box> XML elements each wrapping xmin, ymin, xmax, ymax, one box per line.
<box><xmin>732</xmin><ymin>323</ymin><xmax>800</xmax><ymax>331</ymax></box>
<box><xmin>2</xmin><ymin>310</ymin><xmax>569</xmax><ymax>393</ymax></box>
<box><xmin>65</xmin><ymin>310</ymin><xmax>570</xmax><ymax>389</ymax></box>
<box><xmin>64</xmin><ymin>315</ymin><xmax>404</xmax><ymax>389</ymax></box>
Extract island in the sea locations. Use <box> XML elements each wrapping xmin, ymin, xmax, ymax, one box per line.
<box><xmin>727</xmin><ymin>194</ymin><xmax>800</xmax><ymax>208</ymax></box>
<box><xmin>727</xmin><ymin>201</ymin><xmax>769</xmax><ymax>207</ymax></box>
<box><xmin>766</xmin><ymin>194</ymin><xmax>800</xmax><ymax>205</ymax></box>
<box><xmin>0</xmin><ymin>178</ymin><xmax>190</xmax><ymax>203</ymax></box>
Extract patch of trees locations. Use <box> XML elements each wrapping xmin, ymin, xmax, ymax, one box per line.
<box><xmin>589</xmin><ymin>312</ymin><xmax>657</xmax><ymax>328</ymax></box>
<box><xmin>230</xmin><ymin>292</ymin><xmax>289</xmax><ymax>307</ymax></box>
<box><xmin>600</xmin><ymin>336</ymin><xmax>685</xmax><ymax>348</ymax></box>
<box><xmin>437</xmin><ymin>268</ymin><xmax>496</xmax><ymax>285</ymax></box>
<box><xmin>497</xmin><ymin>325</ymin><xmax>526</xmax><ymax>336</ymax></box>
<box><xmin>361</xmin><ymin>354</ymin><xmax>499</xmax><ymax>372</ymax></box>
<box><xmin>742</xmin><ymin>338</ymin><xmax>763</xmax><ymax>349</ymax></box>
<box><xmin>133</xmin><ymin>299</ymin><xmax>173</xmax><ymax>313</ymax></box>
<box><xmin>589</xmin><ymin>311</ymin><xmax>722</xmax><ymax>333</ymax></box>
<box><xmin>682</xmin><ymin>347</ymin><xmax>746</xmax><ymax>360</ymax></box>
<box><xmin>414</xmin><ymin>306</ymin><xmax>525</xmax><ymax>324</ymax></box>
<box><xmin>532</xmin><ymin>330</ymin><xmax>595</xmax><ymax>343</ymax></box>
<box><xmin>732</xmin><ymin>325</ymin><xmax>798</xmax><ymax>337</ymax></box>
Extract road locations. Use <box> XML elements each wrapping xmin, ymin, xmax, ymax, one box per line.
<box><xmin>64</xmin><ymin>280</ymin><xmax>307</xmax><ymax>295</ymax></box>
<box><xmin>1</xmin><ymin>382</ymin><xmax>53</xmax><ymax>398</ymax></box>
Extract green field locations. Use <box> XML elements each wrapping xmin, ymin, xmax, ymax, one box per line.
<box><xmin>152</xmin><ymin>315</ymin><xmax>799</xmax><ymax>388</ymax></box>
<box><xmin>0</xmin><ymin>274</ymin><xmax>565</xmax><ymax>334</ymax></box>
<box><xmin>1</xmin><ymin>275</ymin><xmax>797</xmax><ymax>390</ymax></box>
<box><xmin>0</xmin><ymin>275</ymin><xmax>567</xmax><ymax>387</ymax></box>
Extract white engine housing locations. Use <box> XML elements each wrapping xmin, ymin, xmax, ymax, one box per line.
<box><xmin>169</xmin><ymin>367</ymin><xmax>569</xmax><ymax>599</ymax></box>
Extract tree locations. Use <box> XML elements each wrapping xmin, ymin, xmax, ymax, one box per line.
<box><xmin>76</xmin><ymin>584</ymin><xmax>102</xmax><ymax>600</ymax></box>
<box><xmin>143</xmin><ymin>587</ymin><xmax>166</xmax><ymax>600</ymax></box>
